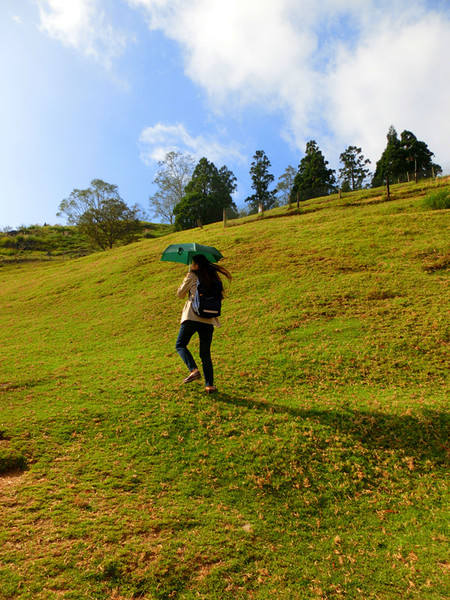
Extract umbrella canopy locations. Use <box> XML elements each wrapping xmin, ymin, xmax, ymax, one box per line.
<box><xmin>160</xmin><ymin>243</ymin><xmax>223</xmax><ymax>265</ymax></box>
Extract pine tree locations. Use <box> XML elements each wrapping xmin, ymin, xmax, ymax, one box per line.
<box><xmin>372</xmin><ymin>126</ymin><xmax>405</xmax><ymax>188</ymax></box>
<box><xmin>399</xmin><ymin>130</ymin><xmax>442</xmax><ymax>182</ymax></box>
<box><xmin>372</xmin><ymin>126</ymin><xmax>441</xmax><ymax>187</ymax></box>
<box><xmin>245</xmin><ymin>150</ymin><xmax>278</xmax><ymax>212</ymax></box>
<box><xmin>173</xmin><ymin>158</ymin><xmax>237</xmax><ymax>230</ymax></box>
<box><xmin>291</xmin><ymin>141</ymin><xmax>336</xmax><ymax>202</ymax></box>
<box><xmin>339</xmin><ymin>146</ymin><xmax>371</xmax><ymax>191</ymax></box>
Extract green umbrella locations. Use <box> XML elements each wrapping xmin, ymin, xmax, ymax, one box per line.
<box><xmin>160</xmin><ymin>243</ymin><xmax>223</xmax><ymax>265</ymax></box>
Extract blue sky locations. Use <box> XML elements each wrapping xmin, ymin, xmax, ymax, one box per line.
<box><xmin>1</xmin><ymin>0</ymin><xmax>449</xmax><ymax>228</ymax></box>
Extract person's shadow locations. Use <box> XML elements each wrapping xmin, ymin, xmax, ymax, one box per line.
<box><xmin>214</xmin><ymin>392</ymin><xmax>448</xmax><ymax>464</ymax></box>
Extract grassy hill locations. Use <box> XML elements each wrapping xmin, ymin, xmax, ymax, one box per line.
<box><xmin>0</xmin><ymin>180</ymin><xmax>448</xmax><ymax>599</ymax></box>
<box><xmin>0</xmin><ymin>222</ymin><xmax>173</xmax><ymax>264</ymax></box>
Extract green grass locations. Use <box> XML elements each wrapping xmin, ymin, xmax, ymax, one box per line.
<box><xmin>423</xmin><ymin>188</ymin><xmax>450</xmax><ymax>210</ymax></box>
<box><xmin>0</xmin><ymin>222</ymin><xmax>174</xmax><ymax>265</ymax></box>
<box><xmin>0</xmin><ymin>179</ymin><xmax>449</xmax><ymax>599</ymax></box>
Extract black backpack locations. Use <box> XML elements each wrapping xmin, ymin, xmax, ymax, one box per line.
<box><xmin>192</xmin><ymin>278</ymin><xmax>222</xmax><ymax>318</ymax></box>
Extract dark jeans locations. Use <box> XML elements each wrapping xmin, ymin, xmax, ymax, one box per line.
<box><xmin>176</xmin><ymin>320</ymin><xmax>214</xmax><ymax>387</ymax></box>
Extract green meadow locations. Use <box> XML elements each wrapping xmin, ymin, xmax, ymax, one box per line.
<box><xmin>0</xmin><ymin>180</ymin><xmax>449</xmax><ymax>599</ymax></box>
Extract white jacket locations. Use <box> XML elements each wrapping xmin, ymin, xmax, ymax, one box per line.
<box><xmin>177</xmin><ymin>271</ymin><xmax>221</xmax><ymax>327</ymax></box>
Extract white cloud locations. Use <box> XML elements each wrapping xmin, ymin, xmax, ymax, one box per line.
<box><xmin>36</xmin><ymin>0</ymin><xmax>130</xmax><ymax>68</ymax></box>
<box><xmin>139</xmin><ymin>122</ymin><xmax>246</xmax><ymax>166</ymax></box>
<box><xmin>327</xmin><ymin>12</ymin><xmax>450</xmax><ymax>167</ymax></box>
<box><xmin>129</xmin><ymin>0</ymin><xmax>319</xmax><ymax>110</ymax></box>
<box><xmin>130</xmin><ymin>0</ymin><xmax>450</xmax><ymax>167</ymax></box>
<box><xmin>35</xmin><ymin>0</ymin><xmax>450</xmax><ymax>169</ymax></box>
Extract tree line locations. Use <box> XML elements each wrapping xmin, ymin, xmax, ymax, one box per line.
<box><xmin>150</xmin><ymin>125</ymin><xmax>441</xmax><ymax>230</ymax></box>
<box><xmin>57</xmin><ymin>126</ymin><xmax>442</xmax><ymax>246</ymax></box>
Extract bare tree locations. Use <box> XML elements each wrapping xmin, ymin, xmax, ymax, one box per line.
<box><xmin>277</xmin><ymin>165</ymin><xmax>296</xmax><ymax>205</ymax></box>
<box><xmin>149</xmin><ymin>151</ymin><xmax>195</xmax><ymax>224</ymax></box>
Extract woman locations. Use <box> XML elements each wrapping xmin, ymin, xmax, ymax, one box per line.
<box><xmin>176</xmin><ymin>254</ymin><xmax>231</xmax><ymax>394</ymax></box>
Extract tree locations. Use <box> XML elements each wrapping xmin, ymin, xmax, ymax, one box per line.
<box><xmin>398</xmin><ymin>130</ymin><xmax>442</xmax><ymax>182</ymax></box>
<box><xmin>276</xmin><ymin>165</ymin><xmax>296</xmax><ymax>205</ymax></box>
<box><xmin>218</xmin><ymin>165</ymin><xmax>238</xmax><ymax>198</ymax></box>
<box><xmin>57</xmin><ymin>179</ymin><xmax>141</xmax><ymax>250</ymax></box>
<box><xmin>372</xmin><ymin>126</ymin><xmax>442</xmax><ymax>187</ymax></box>
<box><xmin>173</xmin><ymin>158</ymin><xmax>237</xmax><ymax>230</ymax></box>
<box><xmin>149</xmin><ymin>151</ymin><xmax>195</xmax><ymax>225</ymax></box>
<box><xmin>371</xmin><ymin>126</ymin><xmax>402</xmax><ymax>189</ymax></box>
<box><xmin>245</xmin><ymin>150</ymin><xmax>277</xmax><ymax>212</ymax></box>
<box><xmin>291</xmin><ymin>141</ymin><xmax>336</xmax><ymax>201</ymax></box>
<box><xmin>339</xmin><ymin>146</ymin><xmax>371</xmax><ymax>191</ymax></box>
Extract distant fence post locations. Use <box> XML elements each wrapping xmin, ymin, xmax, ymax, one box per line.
<box><xmin>223</xmin><ymin>208</ymin><xmax>227</xmax><ymax>228</ymax></box>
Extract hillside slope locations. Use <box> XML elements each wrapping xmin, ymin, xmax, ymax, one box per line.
<box><xmin>0</xmin><ymin>181</ymin><xmax>449</xmax><ymax>599</ymax></box>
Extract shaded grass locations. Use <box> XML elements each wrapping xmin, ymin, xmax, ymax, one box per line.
<box><xmin>0</xmin><ymin>179</ymin><xmax>449</xmax><ymax>599</ymax></box>
<box><xmin>423</xmin><ymin>188</ymin><xmax>450</xmax><ymax>210</ymax></box>
<box><xmin>0</xmin><ymin>222</ymin><xmax>173</xmax><ymax>266</ymax></box>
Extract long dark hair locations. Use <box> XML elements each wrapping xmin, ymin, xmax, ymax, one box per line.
<box><xmin>191</xmin><ymin>254</ymin><xmax>231</xmax><ymax>298</ymax></box>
